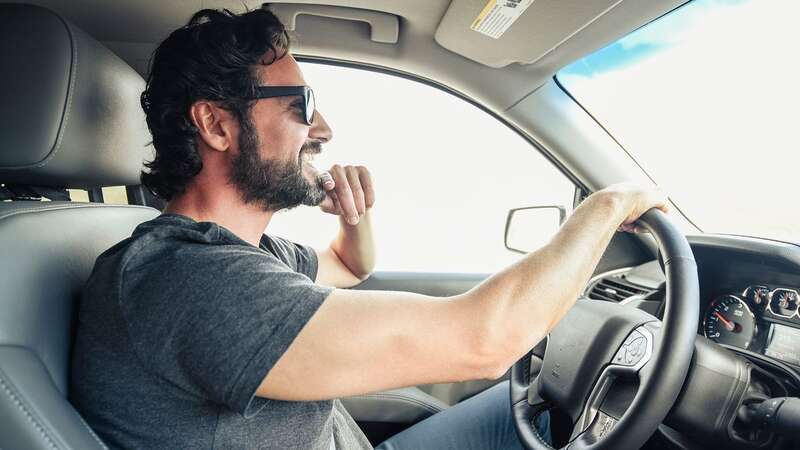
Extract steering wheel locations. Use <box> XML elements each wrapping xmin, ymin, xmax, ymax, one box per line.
<box><xmin>510</xmin><ymin>209</ymin><xmax>699</xmax><ymax>450</ymax></box>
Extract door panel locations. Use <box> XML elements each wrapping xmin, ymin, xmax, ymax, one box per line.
<box><xmin>354</xmin><ymin>271</ymin><xmax>488</xmax><ymax>297</ymax></box>
<box><xmin>350</xmin><ymin>271</ymin><xmax>501</xmax><ymax>416</ymax></box>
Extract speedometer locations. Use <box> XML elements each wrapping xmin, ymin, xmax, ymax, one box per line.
<box><xmin>703</xmin><ymin>295</ymin><xmax>756</xmax><ymax>349</ymax></box>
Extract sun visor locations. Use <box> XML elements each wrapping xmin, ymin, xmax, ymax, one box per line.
<box><xmin>435</xmin><ymin>0</ymin><xmax>639</xmax><ymax>68</ymax></box>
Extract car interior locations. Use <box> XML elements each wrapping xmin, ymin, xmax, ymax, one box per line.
<box><xmin>1</xmin><ymin>1</ymin><xmax>799</xmax><ymax>449</ymax></box>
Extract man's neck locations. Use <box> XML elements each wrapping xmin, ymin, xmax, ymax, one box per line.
<box><xmin>164</xmin><ymin>186</ymin><xmax>273</xmax><ymax>248</ymax></box>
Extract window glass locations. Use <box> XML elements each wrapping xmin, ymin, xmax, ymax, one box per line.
<box><xmin>267</xmin><ymin>64</ymin><xmax>575</xmax><ymax>273</ymax></box>
<box><xmin>67</xmin><ymin>189</ymin><xmax>89</xmax><ymax>203</ymax></box>
<box><xmin>558</xmin><ymin>0</ymin><xmax>800</xmax><ymax>241</ymax></box>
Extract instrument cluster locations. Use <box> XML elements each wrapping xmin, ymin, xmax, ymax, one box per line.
<box><xmin>703</xmin><ymin>285</ymin><xmax>800</xmax><ymax>366</ymax></box>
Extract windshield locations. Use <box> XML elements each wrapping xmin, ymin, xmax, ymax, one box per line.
<box><xmin>557</xmin><ymin>0</ymin><xmax>800</xmax><ymax>241</ymax></box>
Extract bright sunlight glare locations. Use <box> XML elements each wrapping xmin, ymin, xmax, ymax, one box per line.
<box><xmin>559</xmin><ymin>0</ymin><xmax>800</xmax><ymax>241</ymax></box>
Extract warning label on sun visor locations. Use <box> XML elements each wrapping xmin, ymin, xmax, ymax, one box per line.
<box><xmin>470</xmin><ymin>0</ymin><xmax>534</xmax><ymax>39</ymax></box>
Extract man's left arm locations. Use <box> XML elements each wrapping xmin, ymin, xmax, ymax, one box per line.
<box><xmin>315</xmin><ymin>165</ymin><xmax>376</xmax><ymax>288</ymax></box>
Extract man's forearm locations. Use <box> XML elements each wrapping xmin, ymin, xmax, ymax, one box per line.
<box><xmin>329</xmin><ymin>209</ymin><xmax>376</xmax><ymax>280</ymax></box>
<box><xmin>462</xmin><ymin>191</ymin><xmax>629</xmax><ymax>371</ymax></box>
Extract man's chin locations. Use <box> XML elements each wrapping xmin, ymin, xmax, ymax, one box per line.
<box><xmin>299</xmin><ymin>164</ymin><xmax>325</xmax><ymax>206</ymax></box>
<box><xmin>301</xmin><ymin>185</ymin><xmax>327</xmax><ymax>207</ymax></box>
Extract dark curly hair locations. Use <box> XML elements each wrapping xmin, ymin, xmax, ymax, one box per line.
<box><xmin>140</xmin><ymin>8</ymin><xmax>290</xmax><ymax>200</ymax></box>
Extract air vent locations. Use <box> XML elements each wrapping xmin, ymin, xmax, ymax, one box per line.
<box><xmin>588</xmin><ymin>276</ymin><xmax>652</xmax><ymax>302</ymax></box>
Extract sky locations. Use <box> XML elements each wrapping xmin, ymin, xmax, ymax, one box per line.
<box><xmin>558</xmin><ymin>0</ymin><xmax>800</xmax><ymax>241</ymax></box>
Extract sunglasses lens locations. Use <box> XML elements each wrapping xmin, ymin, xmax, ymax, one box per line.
<box><xmin>306</xmin><ymin>89</ymin><xmax>315</xmax><ymax>124</ymax></box>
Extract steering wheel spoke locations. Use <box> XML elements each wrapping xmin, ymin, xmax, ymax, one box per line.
<box><xmin>570</xmin><ymin>326</ymin><xmax>656</xmax><ymax>442</ymax></box>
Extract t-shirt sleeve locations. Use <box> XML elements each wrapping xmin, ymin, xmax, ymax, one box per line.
<box><xmin>261</xmin><ymin>235</ymin><xmax>320</xmax><ymax>281</ymax></box>
<box><xmin>120</xmin><ymin>243</ymin><xmax>334</xmax><ymax>417</ymax></box>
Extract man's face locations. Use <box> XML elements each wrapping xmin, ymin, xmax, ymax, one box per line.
<box><xmin>229</xmin><ymin>54</ymin><xmax>333</xmax><ymax>211</ymax></box>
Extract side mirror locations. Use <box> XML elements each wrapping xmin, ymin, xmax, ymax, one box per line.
<box><xmin>504</xmin><ymin>206</ymin><xmax>567</xmax><ymax>254</ymax></box>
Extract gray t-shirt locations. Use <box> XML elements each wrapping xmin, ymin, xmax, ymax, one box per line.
<box><xmin>70</xmin><ymin>213</ymin><xmax>372</xmax><ymax>450</ymax></box>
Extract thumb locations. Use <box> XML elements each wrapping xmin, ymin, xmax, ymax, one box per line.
<box><xmin>317</xmin><ymin>170</ymin><xmax>335</xmax><ymax>191</ymax></box>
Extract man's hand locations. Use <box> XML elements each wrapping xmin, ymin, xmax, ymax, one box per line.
<box><xmin>314</xmin><ymin>164</ymin><xmax>376</xmax><ymax>288</ymax></box>
<box><xmin>595</xmin><ymin>183</ymin><xmax>669</xmax><ymax>233</ymax></box>
<box><xmin>317</xmin><ymin>165</ymin><xmax>375</xmax><ymax>226</ymax></box>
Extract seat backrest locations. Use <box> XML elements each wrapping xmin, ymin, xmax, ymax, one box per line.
<box><xmin>0</xmin><ymin>203</ymin><xmax>158</xmax><ymax>449</ymax></box>
<box><xmin>0</xmin><ymin>4</ymin><xmax>158</xmax><ymax>449</ymax></box>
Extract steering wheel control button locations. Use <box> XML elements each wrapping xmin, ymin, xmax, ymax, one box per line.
<box><xmin>627</xmin><ymin>337</ymin><xmax>647</xmax><ymax>363</ymax></box>
<box><xmin>613</xmin><ymin>329</ymin><xmax>650</xmax><ymax>367</ymax></box>
<box><xmin>622</xmin><ymin>330</ymin><xmax>645</xmax><ymax>347</ymax></box>
<box><xmin>613</xmin><ymin>347</ymin><xmax>626</xmax><ymax>364</ymax></box>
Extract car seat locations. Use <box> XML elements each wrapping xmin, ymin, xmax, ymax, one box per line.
<box><xmin>0</xmin><ymin>4</ymin><xmax>159</xmax><ymax>448</ymax></box>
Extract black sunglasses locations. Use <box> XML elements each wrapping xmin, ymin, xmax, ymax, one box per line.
<box><xmin>249</xmin><ymin>85</ymin><xmax>315</xmax><ymax>125</ymax></box>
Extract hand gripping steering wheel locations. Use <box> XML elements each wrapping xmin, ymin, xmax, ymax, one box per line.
<box><xmin>510</xmin><ymin>209</ymin><xmax>699</xmax><ymax>450</ymax></box>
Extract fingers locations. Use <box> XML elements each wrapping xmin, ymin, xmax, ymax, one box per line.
<box><xmin>345</xmin><ymin>166</ymin><xmax>366</xmax><ymax>216</ymax></box>
<box><xmin>618</xmin><ymin>222</ymin><xmax>646</xmax><ymax>234</ymax></box>
<box><xmin>330</xmin><ymin>191</ymin><xmax>342</xmax><ymax>214</ymax></box>
<box><xmin>357</xmin><ymin>166</ymin><xmax>375</xmax><ymax>209</ymax></box>
<box><xmin>329</xmin><ymin>165</ymin><xmax>360</xmax><ymax>225</ymax></box>
<box><xmin>317</xmin><ymin>191</ymin><xmax>337</xmax><ymax>214</ymax></box>
<box><xmin>598</xmin><ymin>183</ymin><xmax>670</xmax><ymax>233</ymax></box>
<box><xmin>320</xmin><ymin>165</ymin><xmax>376</xmax><ymax>225</ymax></box>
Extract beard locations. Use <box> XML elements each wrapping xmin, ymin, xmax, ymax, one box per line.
<box><xmin>230</xmin><ymin>115</ymin><xmax>327</xmax><ymax>212</ymax></box>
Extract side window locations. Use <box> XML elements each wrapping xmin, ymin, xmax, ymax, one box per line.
<box><xmin>268</xmin><ymin>63</ymin><xmax>575</xmax><ymax>273</ymax></box>
<box><xmin>68</xmin><ymin>186</ymin><xmax>128</xmax><ymax>204</ymax></box>
<box><xmin>67</xmin><ymin>189</ymin><xmax>90</xmax><ymax>202</ymax></box>
<box><xmin>102</xmin><ymin>186</ymin><xmax>129</xmax><ymax>204</ymax></box>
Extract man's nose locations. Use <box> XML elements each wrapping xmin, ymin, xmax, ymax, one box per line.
<box><xmin>309</xmin><ymin>110</ymin><xmax>333</xmax><ymax>143</ymax></box>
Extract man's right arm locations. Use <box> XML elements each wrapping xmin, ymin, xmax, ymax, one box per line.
<box><xmin>257</xmin><ymin>184</ymin><xmax>667</xmax><ymax>402</ymax></box>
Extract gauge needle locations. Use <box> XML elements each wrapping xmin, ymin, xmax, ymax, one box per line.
<box><xmin>714</xmin><ymin>312</ymin><xmax>735</xmax><ymax>331</ymax></box>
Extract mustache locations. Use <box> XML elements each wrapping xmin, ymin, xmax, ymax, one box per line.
<box><xmin>300</xmin><ymin>141</ymin><xmax>322</xmax><ymax>155</ymax></box>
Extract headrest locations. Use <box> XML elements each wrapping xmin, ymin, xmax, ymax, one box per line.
<box><xmin>0</xmin><ymin>4</ymin><xmax>149</xmax><ymax>189</ymax></box>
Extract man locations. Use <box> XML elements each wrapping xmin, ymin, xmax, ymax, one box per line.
<box><xmin>70</xmin><ymin>8</ymin><xmax>667</xmax><ymax>450</ymax></box>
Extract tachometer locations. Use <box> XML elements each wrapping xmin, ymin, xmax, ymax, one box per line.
<box><xmin>703</xmin><ymin>295</ymin><xmax>756</xmax><ymax>349</ymax></box>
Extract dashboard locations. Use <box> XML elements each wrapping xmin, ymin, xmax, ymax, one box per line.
<box><xmin>587</xmin><ymin>233</ymin><xmax>800</xmax><ymax>370</ymax></box>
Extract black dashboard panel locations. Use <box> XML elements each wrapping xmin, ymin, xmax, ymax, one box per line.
<box><xmin>599</xmin><ymin>234</ymin><xmax>800</xmax><ymax>369</ymax></box>
<box><xmin>689</xmin><ymin>235</ymin><xmax>800</xmax><ymax>368</ymax></box>
<box><xmin>688</xmin><ymin>235</ymin><xmax>800</xmax><ymax>367</ymax></box>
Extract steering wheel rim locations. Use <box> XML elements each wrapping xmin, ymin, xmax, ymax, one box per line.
<box><xmin>510</xmin><ymin>208</ymin><xmax>699</xmax><ymax>450</ymax></box>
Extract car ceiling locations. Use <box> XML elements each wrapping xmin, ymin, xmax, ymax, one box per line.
<box><xmin>7</xmin><ymin>0</ymin><xmax>686</xmax><ymax>113</ymax></box>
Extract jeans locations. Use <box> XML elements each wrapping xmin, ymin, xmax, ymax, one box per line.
<box><xmin>374</xmin><ymin>381</ymin><xmax>551</xmax><ymax>450</ymax></box>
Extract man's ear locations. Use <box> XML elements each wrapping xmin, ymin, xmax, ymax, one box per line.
<box><xmin>189</xmin><ymin>101</ymin><xmax>233</xmax><ymax>153</ymax></box>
